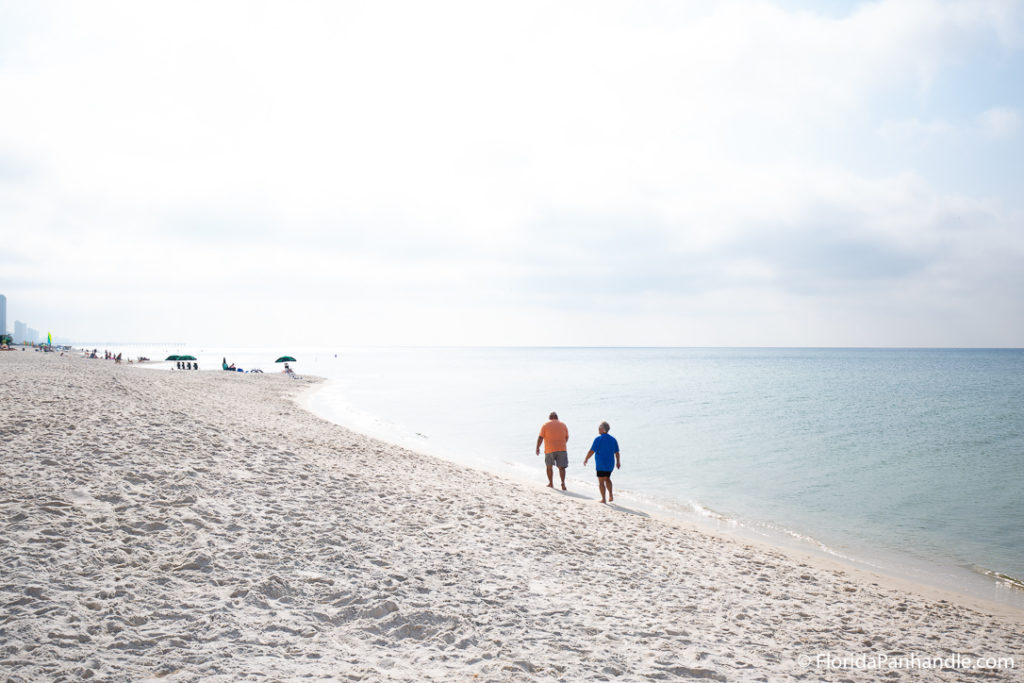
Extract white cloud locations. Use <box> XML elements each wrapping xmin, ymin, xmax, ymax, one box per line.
<box><xmin>876</xmin><ymin>106</ymin><xmax>1023</xmax><ymax>146</ymax></box>
<box><xmin>977</xmin><ymin>106</ymin><xmax>1022</xmax><ymax>139</ymax></box>
<box><xmin>876</xmin><ymin>117</ymin><xmax>956</xmax><ymax>142</ymax></box>
<box><xmin>1</xmin><ymin>0</ymin><xmax>1023</xmax><ymax>345</ymax></box>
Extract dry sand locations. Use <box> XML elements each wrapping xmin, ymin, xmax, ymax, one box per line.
<box><xmin>1</xmin><ymin>350</ymin><xmax>1022</xmax><ymax>681</ymax></box>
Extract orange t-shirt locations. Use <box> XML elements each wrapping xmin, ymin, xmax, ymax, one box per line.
<box><xmin>539</xmin><ymin>420</ymin><xmax>569</xmax><ymax>453</ymax></box>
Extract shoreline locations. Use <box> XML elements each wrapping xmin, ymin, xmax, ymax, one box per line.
<box><xmin>301</xmin><ymin>374</ymin><xmax>1024</xmax><ymax>616</ymax></box>
<box><xmin>80</xmin><ymin>340</ymin><xmax>1024</xmax><ymax>609</ymax></box>
<box><xmin>83</xmin><ymin>352</ymin><xmax>1024</xmax><ymax>623</ymax></box>
<box><xmin>69</xmin><ymin>350</ymin><xmax>1024</xmax><ymax>618</ymax></box>
<box><xmin>3</xmin><ymin>350</ymin><xmax>1022</xmax><ymax>680</ymax></box>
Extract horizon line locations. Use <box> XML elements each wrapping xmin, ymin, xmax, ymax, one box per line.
<box><xmin>63</xmin><ymin>343</ymin><xmax>1024</xmax><ymax>351</ymax></box>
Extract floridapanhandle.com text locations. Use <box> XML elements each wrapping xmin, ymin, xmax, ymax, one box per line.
<box><xmin>798</xmin><ymin>652</ymin><xmax>1016</xmax><ymax>671</ymax></box>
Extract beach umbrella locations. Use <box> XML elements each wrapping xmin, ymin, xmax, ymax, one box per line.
<box><xmin>275</xmin><ymin>356</ymin><xmax>297</xmax><ymax>363</ymax></box>
<box><xmin>178</xmin><ymin>355</ymin><xmax>197</xmax><ymax>361</ymax></box>
<box><xmin>165</xmin><ymin>355</ymin><xmax>180</xmax><ymax>361</ymax></box>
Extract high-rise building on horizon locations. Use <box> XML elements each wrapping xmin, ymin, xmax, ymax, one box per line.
<box><xmin>27</xmin><ymin>327</ymin><xmax>39</xmax><ymax>344</ymax></box>
<box><xmin>14</xmin><ymin>320</ymin><xmax>27</xmax><ymax>344</ymax></box>
<box><xmin>0</xmin><ymin>294</ymin><xmax>6</xmax><ymax>337</ymax></box>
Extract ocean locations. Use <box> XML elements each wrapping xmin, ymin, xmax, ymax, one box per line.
<box><xmin>104</xmin><ymin>345</ymin><xmax>1024</xmax><ymax>607</ymax></box>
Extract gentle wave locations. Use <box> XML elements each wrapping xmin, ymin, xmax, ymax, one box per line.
<box><xmin>974</xmin><ymin>567</ymin><xmax>1024</xmax><ymax>592</ymax></box>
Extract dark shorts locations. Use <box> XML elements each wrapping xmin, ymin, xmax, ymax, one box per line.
<box><xmin>596</xmin><ymin>470</ymin><xmax>613</xmax><ymax>478</ymax></box>
<box><xmin>545</xmin><ymin>451</ymin><xmax>569</xmax><ymax>468</ymax></box>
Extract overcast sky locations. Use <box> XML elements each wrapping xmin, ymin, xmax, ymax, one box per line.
<box><xmin>1</xmin><ymin>0</ymin><xmax>1022</xmax><ymax>346</ymax></box>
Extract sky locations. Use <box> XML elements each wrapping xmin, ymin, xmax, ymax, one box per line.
<box><xmin>1</xmin><ymin>0</ymin><xmax>1022</xmax><ymax>347</ymax></box>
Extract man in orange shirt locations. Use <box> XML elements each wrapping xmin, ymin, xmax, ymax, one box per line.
<box><xmin>536</xmin><ymin>411</ymin><xmax>569</xmax><ymax>490</ymax></box>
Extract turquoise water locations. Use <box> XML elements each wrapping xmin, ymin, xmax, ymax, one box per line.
<box><xmin>114</xmin><ymin>345</ymin><xmax>1024</xmax><ymax>605</ymax></box>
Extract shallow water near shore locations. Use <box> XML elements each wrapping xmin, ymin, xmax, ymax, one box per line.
<box><xmin>110</xmin><ymin>345</ymin><xmax>1024</xmax><ymax>608</ymax></box>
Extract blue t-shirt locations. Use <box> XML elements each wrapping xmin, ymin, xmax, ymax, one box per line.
<box><xmin>590</xmin><ymin>433</ymin><xmax>619</xmax><ymax>471</ymax></box>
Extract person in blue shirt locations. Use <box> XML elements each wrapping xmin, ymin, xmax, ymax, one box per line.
<box><xmin>583</xmin><ymin>421</ymin><xmax>620</xmax><ymax>503</ymax></box>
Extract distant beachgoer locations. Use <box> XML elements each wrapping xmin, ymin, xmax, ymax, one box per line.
<box><xmin>583</xmin><ymin>421</ymin><xmax>620</xmax><ymax>503</ymax></box>
<box><xmin>536</xmin><ymin>411</ymin><xmax>569</xmax><ymax>490</ymax></box>
<box><xmin>222</xmin><ymin>357</ymin><xmax>229</xmax><ymax>371</ymax></box>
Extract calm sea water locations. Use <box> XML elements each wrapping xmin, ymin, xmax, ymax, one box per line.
<box><xmin>111</xmin><ymin>345</ymin><xmax>1024</xmax><ymax>606</ymax></box>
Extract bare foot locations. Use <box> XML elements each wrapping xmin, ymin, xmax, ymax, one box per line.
<box><xmin>561</xmin><ymin>484</ymin><xmax>567</xmax><ymax>491</ymax></box>
<box><xmin>600</xmin><ymin>499</ymin><xmax>607</xmax><ymax>504</ymax></box>
<box><xmin>608</xmin><ymin>494</ymin><xmax>613</xmax><ymax>502</ymax></box>
<box><xmin>546</xmin><ymin>483</ymin><xmax>553</xmax><ymax>488</ymax></box>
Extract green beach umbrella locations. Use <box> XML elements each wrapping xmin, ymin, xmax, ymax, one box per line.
<box><xmin>165</xmin><ymin>355</ymin><xmax>180</xmax><ymax>361</ymax></box>
<box><xmin>275</xmin><ymin>356</ymin><xmax>297</xmax><ymax>363</ymax></box>
<box><xmin>178</xmin><ymin>355</ymin><xmax>197</xmax><ymax>361</ymax></box>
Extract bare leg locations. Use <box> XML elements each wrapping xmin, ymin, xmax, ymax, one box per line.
<box><xmin>558</xmin><ymin>467</ymin><xmax>567</xmax><ymax>490</ymax></box>
<box><xmin>545</xmin><ymin>464</ymin><xmax>554</xmax><ymax>488</ymax></box>
<box><xmin>598</xmin><ymin>478</ymin><xmax>607</xmax><ymax>503</ymax></box>
<box><xmin>606</xmin><ymin>477</ymin><xmax>613</xmax><ymax>502</ymax></box>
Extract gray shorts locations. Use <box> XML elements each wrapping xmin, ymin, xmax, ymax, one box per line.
<box><xmin>544</xmin><ymin>451</ymin><xmax>568</xmax><ymax>468</ymax></box>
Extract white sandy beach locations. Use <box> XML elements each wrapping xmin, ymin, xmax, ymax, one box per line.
<box><xmin>1</xmin><ymin>350</ymin><xmax>1022</xmax><ymax>681</ymax></box>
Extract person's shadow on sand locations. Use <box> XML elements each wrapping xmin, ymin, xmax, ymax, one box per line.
<box><xmin>553</xmin><ymin>489</ymin><xmax>652</xmax><ymax>518</ymax></box>
<box><xmin>606</xmin><ymin>503</ymin><xmax>650</xmax><ymax>518</ymax></box>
